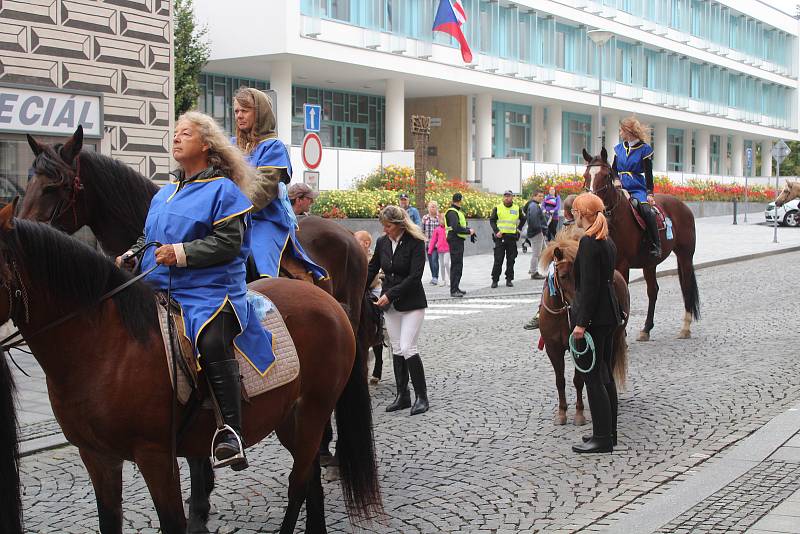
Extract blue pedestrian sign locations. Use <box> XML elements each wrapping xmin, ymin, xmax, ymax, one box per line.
<box><xmin>304</xmin><ymin>104</ymin><xmax>321</xmax><ymax>132</ymax></box>
<box><xmin>745</xmin><ymin>147</ymin><xmax>753</xmax><ymax>170</ymax></box>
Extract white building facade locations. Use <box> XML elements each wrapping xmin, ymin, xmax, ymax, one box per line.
<box><xmin>195</xmin><ymin>0</ymin><xmax>799</xmax><ymax>189</ymax></box>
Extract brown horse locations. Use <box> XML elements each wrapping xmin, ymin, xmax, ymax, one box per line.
<box><xmin>582</xmin><ymin>148</ymin><xmax>700</xmax><ymax>341</ymax></box>
<box><xmin>774</xmin><ymin>180</ymin><xmax>800</xmax><ymax>207</ymax></box>
<box><xmin>0</xmin><ymin>200</ymin><xmax>381</xmax><ymax>533</ymax></box>
<box><xmin>537</xmin><ymin>228</ymin><xmax>629</xmax><ymax>425</ymax></box>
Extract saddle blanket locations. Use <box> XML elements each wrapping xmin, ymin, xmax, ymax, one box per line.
<box><xmin>157</xmin><ymin>290</ymin><xmax>300</xmax><ymax>405</ymax></box>
<box><xmin>624</xmin><ymin>194</ymin><xmax>666</xmax><ymax>232</ymax></box>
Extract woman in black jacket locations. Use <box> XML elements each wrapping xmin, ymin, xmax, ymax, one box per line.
<box><xmin>367</xmin><ymin>205</ymin><xmax>429</xmax><ymax>415</ymax></box>
<box><xmin>570</xmin><ymin>193</ymin><xmax>620</xmax><ymax>454</ymax></box>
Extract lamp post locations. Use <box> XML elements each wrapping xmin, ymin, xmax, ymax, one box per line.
<box><xmin>588</xmin><ymin>29</ymin><xmax>614</xmax><ymax>152</ymax></box>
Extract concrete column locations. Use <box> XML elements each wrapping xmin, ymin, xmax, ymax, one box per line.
<box><xmin>385</xmin><ymin>78</ymin><xmax>405</xmax><ymax>151</ymax></box>
<box><xmin>695</xmin><ymin>129</ymin><xmax>710</xmax><ymax>175</ymax></box>
<box><xmin>653</xmin><ymin>123</ymin><xmax>668</xmax><ymax>173</ymax></box>
<box><xmin>466</xmin><ymin>95</ymin><xmax>475</xmax><ymax>182</ymax></box>
<box><xmin>605</xmin><ymin>114</ymin><xmax>620</xmax><ymax>151</ymax></box>
<box><xmin>761</xmin><ymin>139</ymin><xmax>773</xmax><ymax>177</ymax></box>
<box><xmin>682</xmin><ymin>129</ymin><xmax>693</xmax><ymax>174</ymax></box>
<box><xmin>475</xmin><ymin>93</ymin><xmax>493</xmax><ymax>179</ymax></box>
<box><xmin>545</xmin><ymin>104</ymin><xmax>563</xmax><ymax>163</ymax></box>
<box><xmin>731</xmin><ymin>134</ymin><xmax>743</xmax><ymax>177</ymax></box>
<box><xmin>534</xmin><ymin>105</ymin><xmax>545</xmax><ymax>161</ymax></box>
<box><xmin>270</xmin><ymin>61</ymin><xmax>293</xmax><ymax>145</ymax></box>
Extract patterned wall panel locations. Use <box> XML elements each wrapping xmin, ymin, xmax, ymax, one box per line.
<box><xmin>1</xmin><ymin>0</ymin><xmax>173</xmax><ymax>180</ymax></box>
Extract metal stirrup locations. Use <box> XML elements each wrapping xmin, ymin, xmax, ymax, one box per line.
<box><xmin>210</xmin><ymin>424</ymin><xmax>245</xmax><ymax>469</ymax></box>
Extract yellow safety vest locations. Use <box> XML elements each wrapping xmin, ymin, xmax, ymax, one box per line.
<box><xmin>445</xmin><ymin>207</ymin><xmax>469</xmax><ymax>239</ymax></box>
<box><xmin>495</xmin><ymin>203</ymin><xmax>520</xmax><ymax>235</ymax></box>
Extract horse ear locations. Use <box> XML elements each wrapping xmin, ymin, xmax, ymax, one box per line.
<box><xmin>0</xmin><ymin>198</ymin><xmax>18</xmax><ymax>233</ymax></box>
<box><xmin>60</xmin><ymin>125</ymin><xmax>84</xmax><ymax>164</ymax></box>
<box><xmin>582</xmin><ymin>149</ymin><xmax>592</xmax><ymax>163</ymax></box>
<box><xmin>27</xmin><ymin>134</ymin><xmax>43</xmax><ymax>156</ymax></box>
<box><xmin>554</xmin><ymin>247</ymin><xmax>564</xmax><ymax>261</ymax></box>
<box><xmin>601</xmin><ymin>146</ymin><xmax>608</xmax><ymax>163</ymax></box>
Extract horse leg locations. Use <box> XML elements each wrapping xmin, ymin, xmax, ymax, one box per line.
<box><xmin>573</xmin><ymin>369</ymin><xmax>587</xmax><ymax>426</ymax></box>
<box><xmin>637</xmin><ymin>266</ymin><xmax>658</xmax><ymax>342</ymax></box>
<box><xmin>546</xmin><ymin>344</ymin><xmax>568</xmax><ymax>425</ymax></box>
<box><xmin>304</xmin><ymin>457</ymin><xmax>327</xmax><ymax>534</ymax></box>
<box><xmin>135</xmin><ymin>449</ymin><xmax>186</xmax><ymax>534</ymax></box>
<box><xmin>78</xmin><ymin>449</ymin><xmax>124</xmax><ymax>534</ymax></box>
<box><xmin>676</xmin><ymin>251</ymin><xmax>700</xmax><ymax>339</ymax></box>
<box><xmin>186</xmin><ymin>457</ymin><xmax>214</xmax><ymax>533</ymax></box>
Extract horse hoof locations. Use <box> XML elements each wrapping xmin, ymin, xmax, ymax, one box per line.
<box><xmin>678</xmin><ymin>330</ymin><xmax>691</xmax><ymax>339</ymax></box>
<box><xmin>637</xmin><ymin>331</ymin><xmax>650</xmax><ymax>342</ymax></box>
<box><xmin>324</xmin><ymin>465</ymin><xmax>341</xmax><ymax>482</ymax></box>
<box><xmin>574</xmin><ymin>413</ymin><xmax>587</xmax><ymax>426</ymax></box>
<box><xmin>555</xmin><ymin>413</ymin><xmax>567</xmax><ymax>425</ymax></box>
<box><xmin>187</xmin><ymin>518</ymin><xmax>210</xmax><ymax>534</ymax></box>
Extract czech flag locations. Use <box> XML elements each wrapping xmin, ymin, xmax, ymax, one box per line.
<box><xmin>433</xmin><ymin>0</ymin><xmax>473</xmax><ymax>64</ymax></box>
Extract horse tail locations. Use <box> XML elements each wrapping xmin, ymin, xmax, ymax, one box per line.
<box><xmin>334</xmin><ymin>338</ymin><xmax>383</xmax><ymax>522</ymax></box>
<box><xmin>678</xmin><ymin>258</ymin><xmax>701</xmax><ymax>321</ymax></box>
<box><xmin>612</xmin><ymin>326</ymin><xmax>628</xmax><ymax>391</ymax></box>
<box><xmin>0</xmin><ymin>354</ymin><xmax>22</xmax><ymax>534</ymax></box>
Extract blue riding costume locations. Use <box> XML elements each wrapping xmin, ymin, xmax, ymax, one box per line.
<box><xmin>238</xmin><ymin>137</ymin><xmax>328</xmax><ymax>282</ymax></box>
<box><xmin>612</xmin><ymin>141</ymin><xmax>661</xmax><ymax>257</ymax></box>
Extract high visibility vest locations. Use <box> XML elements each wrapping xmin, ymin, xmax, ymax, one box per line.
<box><xmin>445</xmin><ymin>207</ymin><xmax>469</xmax><ymax>239</ymax></box>
<box><xmin>495</xmin><ymin>203</ymin><xmax>520</xmax><ymax>235</ymax></box>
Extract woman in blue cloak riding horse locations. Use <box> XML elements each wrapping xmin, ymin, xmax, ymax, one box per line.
<box><xmin>118</xmin><ymin>111</ymin><xmax>272</xmax><ymax>471</ymax></box>
<box><xmin>612</xmin><ymin>117</ymin><xmax>661</xmax><ymax>258</ymax></box>
<box><xmin>231</xmin><ymin>88</ymin><xmax>329</xmax><ymax>288</ymax></box>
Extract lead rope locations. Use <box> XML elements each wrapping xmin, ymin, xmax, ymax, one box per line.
<box><xmin>568</xmin><ymin>331</ymin><xmax>596</xmax><ymax>373</ymax></box>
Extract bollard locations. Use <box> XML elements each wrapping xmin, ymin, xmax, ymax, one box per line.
<box><xmin>732</xmin><ymin>199</ymin><xmax>737</xmax><ymax>225</ymax></box>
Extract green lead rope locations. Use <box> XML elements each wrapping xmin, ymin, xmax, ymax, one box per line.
<box><xmin>569</xmin><ymin>331</ymin><xmax>596</xmax><ymax>373</ymax></box>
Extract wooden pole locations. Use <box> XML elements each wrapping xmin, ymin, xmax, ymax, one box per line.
<box><xmin>411</xmin><ymin>115</ymin><xmax>432</xmax><ymax>212</ymax></box>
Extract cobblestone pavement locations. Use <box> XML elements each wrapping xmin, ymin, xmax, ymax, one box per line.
<box><xmin>19</xmin><ymin>253</ymin><xmax>800</xmax><ymax>533</ymax></box>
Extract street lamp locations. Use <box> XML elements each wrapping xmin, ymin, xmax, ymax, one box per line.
<box><xmin>588</xmin><ymin>29</ymin><xmax>614</xmax><ymax>153</ymax></box>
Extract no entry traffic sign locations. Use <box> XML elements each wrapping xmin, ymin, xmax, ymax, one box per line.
<box><xmin>301</xmin><ymin>132</ymin><xmax>322</xmax><ymax>170</ymax></box>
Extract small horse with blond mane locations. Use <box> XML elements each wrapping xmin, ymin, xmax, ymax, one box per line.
<box><xmin>538</xmin><ymin>227</ymin><xmax>630</xmax><ymax>425</ymax></box>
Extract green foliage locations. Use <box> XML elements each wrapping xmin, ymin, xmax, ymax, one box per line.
<box><xmin>174</xmin><ymin>0</ymin><xmax>210</xmax><ymax>119</ymax></box>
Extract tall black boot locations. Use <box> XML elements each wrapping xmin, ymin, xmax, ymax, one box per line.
<box><xmin>386</xmin><ymin>355</ymin><xmax>411</xmax><ymax>412</ymax></box>
<box><xmin>407</xmin><ymin>354</ymin><xmax>429</xmax><ymax>415</ymax></box>
<box><xmin>583</xmin><ymin>381</ymin><xmax>618</xmax><ymax>446</ymax></box>
<box><xmin>205</xmin><ymin>359</ymin><xmax>248</xmax><ymax>470</ymax></box>
<box><xmin>573</xmin><ymin>380</ymin><xmax>613</xmax><ymax>454</ymax></box>
<box><xmin>640</xmin><ymin>204</ymin><xmax>661</xmax><ymax>258</ymax></box>
<box><xmin>371</xmin><ymin>344</ymin><xmax>383</xmax><ymax>380</ymax></box>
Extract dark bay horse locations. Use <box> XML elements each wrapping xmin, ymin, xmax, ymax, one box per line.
<box><xmin>582</xmin><ymin>148</ymin><xmax>700</xmax><ymax>341</ymax></box>
<box><xmin>0</xmin><ymin>201</ymin><xmax>381</xmax><ymax>533</ymax></box>
<box><xmin>537</xmin><ymin>228</ymin><xmax>629</xmax><ymax>425</ymax></box>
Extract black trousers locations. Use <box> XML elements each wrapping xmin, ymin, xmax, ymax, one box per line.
<box><xmin>197</xmin><ymin>305</ymin><xmax>241</xmax><ymax>364</ymax></box>
<box><xmin>447</xmin><ymin>236</ymin><xmax>465</xmax><ymax>292</ymax></box>
<box><xmin>491</xmin><ymin>235</ymin><xmax>518</xmax><ymax>282</ymax></box>
<box><xmin>574</xmin><ymin>324</ymin><xmax>616</xmax><ymax>438</ymax></box>
<box><xmin>547</xmin><ymin>219</ymin><xmax>558</xmax><ymax>240</ymax></box>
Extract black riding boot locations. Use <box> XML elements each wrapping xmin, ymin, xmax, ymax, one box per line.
<box><xmin>407</xmin><ymin>354</ymin><xmax>429</xmax><ymax>415</ymax></box>
<box><xmin>573</xmin><ymin>381</ymin><xmax>613</xmax><ymax>454</ymax></box>
<box><xmin>386</xmin><ymin>355</ymin><xmax>411</xmax><ymax>412</ymax></box>
<box><xmin>583</xmin><ymin>381</ymin><xmax>618</xmax><ymax>446</ymax></box>
<box><xmin>205</xmin><ymin>359</ymin><xmax>248</xmax><ymax>470</ymax></box>
<box><xmin>640</xmin><ymin>204</ymin><xmax>661</xmax><ymax>258</ymax></box>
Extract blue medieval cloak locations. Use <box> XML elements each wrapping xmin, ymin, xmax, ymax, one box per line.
<box><xmin>614</xmin><ymin>141</ymin><xmax>654</xmax><ymax>203</ymax></box>
<box><xmin>141</xmin><ymin>175</ymin><xmax>276</xmax><ymax>376</ymax></box>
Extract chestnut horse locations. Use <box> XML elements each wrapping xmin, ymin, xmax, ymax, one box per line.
<box><xmin>0</xmin><ymin>201</ymin><xmax>381</xmax><ymax>533</ymax></box>
<box><xmin>774</xmin><ymin>180</ymin><xmax>800</xmax><ymax>207</ymax></box>
<box><xmin>582</xmin><ymin>148</ymin><xmax>700</xmax><ymax>341</ymax></box>
<box><xmin>538</xmin><ymin>228</ymin><xmax>629</xmax><ymax>425</ymax></box>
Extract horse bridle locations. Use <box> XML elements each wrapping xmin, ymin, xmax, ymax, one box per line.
<box><xmin>541</xmin><ymin>259</ymin><xmax>571</xmax><ymax>316</ymax></box>
<box><xmin>46</xmin><ymin>155</ymin><xmax>84</xmax><ymax>229</ymax></box>
<box><xmin>585</xmin><ymin>161</ymin><xmax>621</xmax><ymax>217</ymax></box>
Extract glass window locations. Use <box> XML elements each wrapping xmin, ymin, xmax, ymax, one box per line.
<box><xmin>709</xmin><ymin>134</ymin><xmax>721</xmax><ymax>175</ymax></box>
<box><xmin>667</xmin><ymin>128</ymin><xmax>683</xmax><ymax>171</ymax></box>
<box><xmin>492</xmin><ymin>102</ymin><xmax>532</xmax><ymax>160</ymax></box>
<box><xmin>562</xmin><ymin>112</ymin><xmax>592</xmax><ymax>164</ymax></box>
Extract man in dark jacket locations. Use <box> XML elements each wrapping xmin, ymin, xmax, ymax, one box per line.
<box><xmin>444</xmin><ymin>192</ymin><xmax>475</xmax><ymax>298</ymax></box>
<box><xmin>489</xmin><ymin>190</ymin><xmax>526</xmax><ymax>288</ymax></box>
<box><xmin>526</xmin><ymin>190</ymin><xmax>547</xmax><ymax>280</ymax></box>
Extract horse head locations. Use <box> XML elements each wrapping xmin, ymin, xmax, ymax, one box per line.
<box><xmin>19</xmin><ymin>125</ymin><xmax>87</xmax><ymax>233</ymax></box>
<box><xmin>774</xmin><ymin>180</ymin><xmax>800</xmax><ymax>207</ymax></box>
<box><xmin>582</xmin><ymin>147</ymin><xmax>615</xmax><ymax>204</ymax></box>
<box><xmin>552</xmin><ymin>246</ymin><xmax>577</xmax><ymax>304</ymax></box>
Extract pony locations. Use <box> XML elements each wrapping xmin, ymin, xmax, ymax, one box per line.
<box><xmin>774</xmin><ymin>180</ymin><xmax>800</xmax><ymax>207</ymax></box>
<box><xmin>0</xmin><ymin>199</ymin><xmax>381</xmax><ymax>533</ymax></box>
<box><xmin>537</xmin><ymin>227</ymin><xmax>629</xmax><ymax>425</ymax></box>
<box><xmin>582</xmin><ymin>148</ymin><xmax>700</xmax><ymax>341</ymax></box>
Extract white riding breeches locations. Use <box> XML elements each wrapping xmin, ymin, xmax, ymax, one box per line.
<box><xmin>384</xmin><ymin>307</ymin><xmax>425</xmax><ymax>359</ymax></box>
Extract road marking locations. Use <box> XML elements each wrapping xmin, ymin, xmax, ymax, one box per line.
<box><xmin>424</xmin><ymin>309</ymin><xmax>481</xmax><ymax>315</ymax></box>
<box><xmin>428</xmin><ymin>303</ymin><xmax>512</xmax><ymax>309</ymax></box>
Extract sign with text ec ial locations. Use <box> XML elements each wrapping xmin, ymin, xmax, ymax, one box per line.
<box><xmin>301</xmin><ymin>132</ymin><xmax>322</xmax><ymax>170</ymax></box>
<box><xmin>304</xmin><ymin>104</ymin><xmax>321</xmax><ymax>132</ymax></box>
<box><xmin>0</xmin><ymin>85</ymin><xmax>103</xmax><ymax>137</ymax></box>
<box><xmin>772</xmin><ymin>139</ymin><xmax>791</xmax><ymax>165</ymax></box>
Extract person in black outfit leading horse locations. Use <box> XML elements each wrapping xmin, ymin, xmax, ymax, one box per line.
<box><xmin>570</xmin><ymin>193</ymin><xmax>622</xmax><ymax>454</ymax></box>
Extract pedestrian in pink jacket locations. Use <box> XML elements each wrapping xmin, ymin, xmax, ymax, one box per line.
<box><xmin>428</xmin><ymin>214</ymin><xmax>451</xmax><ymax>286</ymax></box>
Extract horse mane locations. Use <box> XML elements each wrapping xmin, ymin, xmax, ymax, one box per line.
<box><xmin>538</xmin><ymin>225</ymin><xmax>585</xmax><ymax>274</ymax></box>
<box><xmin>10</xmin><ymin>219</ymin><xmax>156</xmax><ymax>343</ymax></box>
<box><xmin>33</xmin><ymin>148</ymin><xmax>159</xmax><ymax>242</ymax></box>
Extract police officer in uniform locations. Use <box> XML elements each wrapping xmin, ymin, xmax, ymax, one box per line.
<box><xmin>489</xmin><ymin>190</ymin><xmax>525</xmax><ymax>288</ymax></box>
<box><xmin>444</xmin><ymin>192</ymin><xmax>475</xmax><ymax>298</ymax></box>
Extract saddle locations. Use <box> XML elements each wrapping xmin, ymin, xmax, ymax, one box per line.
<box><xmin>155</xmin><ymin>291</ymin><xmax>300</xmax><ymax>405</ymax></box>
<box><xmin>620</xmin><ymin>190</ymin><xmax>666</xmax><ymax>232</ymax></box>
